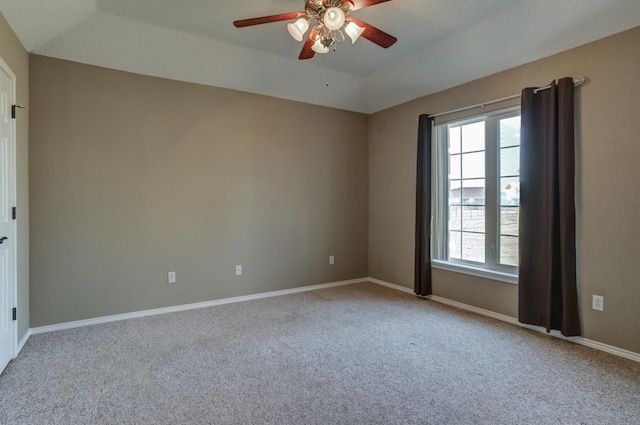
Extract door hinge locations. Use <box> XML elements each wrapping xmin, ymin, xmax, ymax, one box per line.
<box><xmin>11</xmin><ymin>104</ymin><xmax>25</xmax><ymax>119</ymax></box>
<box><xmin>12</xmin><ymin>307</ymin><xmax>16</xmax><ymax>321</ymax></box>
<box><xmin>12</xmin><ymin>207</ymin><xmax>16</xmax><ymax>220</ymax></box>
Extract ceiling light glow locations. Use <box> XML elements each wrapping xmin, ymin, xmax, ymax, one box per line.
<box><xmin>323</xmin><ymin>7</ymin><xmax>345</xmax><ymax>31</ymax></box>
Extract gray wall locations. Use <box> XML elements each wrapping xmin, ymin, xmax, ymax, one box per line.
<box><xmin>0</xmin><ymin>11</ymin><xmax>29</xmax><ymax>342</ymax></box>
<box><xmin>29</xmin><ymin>55</ymin><xmax>368</xmax><ymax>326</ymax></box>
<box><xmin>368</xmin><ymin>27</ymin><xmax>640</xmax><ymax>354</ymax></box>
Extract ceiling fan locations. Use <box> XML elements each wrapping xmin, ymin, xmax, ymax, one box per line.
<box><xmin>233</xmin><ymin>0</ymin><xmax>397</xmax><ymax>60</ymax></box>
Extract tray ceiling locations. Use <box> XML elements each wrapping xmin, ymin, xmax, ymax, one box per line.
<box><xmin>1</xmin><ymin>0</ymin><xmax>639</xmax><ymax>113</ymax></box>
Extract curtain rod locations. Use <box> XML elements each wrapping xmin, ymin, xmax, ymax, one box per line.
<box><xmin>427</xmin><ymin>76</ymin><xmax>588</xmax><ymax>119</ymax></box>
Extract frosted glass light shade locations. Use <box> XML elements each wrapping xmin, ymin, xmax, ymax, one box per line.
<box><xmin>344</xmin><ymin>21</ymin><xmax>365</xmax><ymax>43</ymax></box>
<box><xmin>323</xmin><ymin>7</ymin><xmax>345</xmax><ymax>30</ymax></box>
<box><xmin>312</xmin><ymin>39</ymin><xmax>329</xmax><ymax>53</ymax></box>
<box><xmin>287</xmin><ymin>18</ymin><xmax>309</xmax><ymax>41</ymax></box>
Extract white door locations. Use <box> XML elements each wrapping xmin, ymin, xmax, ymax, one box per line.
<box><xmin>0</xmin><ymin>58</ymin><xmax>16</xmax><ymax>374</ymax></box>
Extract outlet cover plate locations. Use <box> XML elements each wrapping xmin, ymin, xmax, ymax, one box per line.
<box><xmin>592</xmin><ymin>295</ymin><xmax>604</xmax><ymax>311</ymax></box>
<box><xmin>235</xmin><ymin>265</ymin><xmax>242</xmax><ymax>276</ymax></box>
<box><xmin>168</xmin><ymin>271</ymin><xmax>176</xmax><ymax>284</ymax></box>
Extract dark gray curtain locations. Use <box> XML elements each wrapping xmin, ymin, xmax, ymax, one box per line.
<box><xmin>415</xmin><ymin>114</ymin><xmax>434</xmax><ymax>296</ymax></box>
<box><xmin>519</xmin><ymin>78</ymin><xmax>581</xmax><ymax>336</ymax></box>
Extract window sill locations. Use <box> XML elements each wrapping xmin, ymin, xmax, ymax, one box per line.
<box><xmin>431</xmin><ymin>260</ymin><xmax>518</xmax><ymax>285</ymax></box>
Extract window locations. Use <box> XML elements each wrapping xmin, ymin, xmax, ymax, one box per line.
<box><xmin>432</xmin><ymin>108</ymin><xmax>520</xmax><ymax>282</ymax></box>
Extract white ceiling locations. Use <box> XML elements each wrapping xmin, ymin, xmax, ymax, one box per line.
<box><xmin>1</xmin><ymin>0</ymin><xmax>639</xmax><ymax>113</ymax></box>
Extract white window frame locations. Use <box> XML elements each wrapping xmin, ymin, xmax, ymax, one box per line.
<box><xmin>431</xmin><ymin>107</ymin><xmax>520</xmax><ymax>285</ymax></box>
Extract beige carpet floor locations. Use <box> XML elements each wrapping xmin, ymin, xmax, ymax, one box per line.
<box><xmin>1</xmin><ymin>282</ymin><xmax>639</xmax><ymax>424</ymax></box>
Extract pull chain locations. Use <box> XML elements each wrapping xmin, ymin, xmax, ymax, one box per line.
<box><xmin>325</xmin><ymin>50</ymin><xmax>330</xmax><ymax>87</ymax></box>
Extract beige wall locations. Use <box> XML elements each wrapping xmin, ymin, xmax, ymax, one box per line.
<box><xmin>369</xmin><ymin>27</ymin><xmax>640</xmax><ymax>354</ymax></box>
<box><xmin>0</xmin><ymin>12</ymin><xmax>29</xmax><ymax>341</ymax></box>
<box><xmin>25</xmin><ymin>25</ymin><xmax>640</xmax><ymax>354</ymax></box>
<box><xmin>29</xmin><ymin>55</ymin><xmax>368</xmax><ymax>326</ymax></box>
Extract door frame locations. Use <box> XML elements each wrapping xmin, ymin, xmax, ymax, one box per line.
<box><xmin>0</xmin><ymin>55</ymin><xmax>18</xmax><ymax>360</ymax></box>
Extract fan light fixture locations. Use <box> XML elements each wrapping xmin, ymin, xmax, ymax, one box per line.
<box><xmin>288</xmin><ymin>0</ymin><xmax>364</xmax><ymax>54</ymax></box>
<box><xmin>312</xmin><ymin>39</ymin><xmax>330</xmax><ymax>53</ymax></box>
<box><xmin>344</xmin><ymin>21</ymin><xmax>365</xmax><ymax>44</ymax></box>
<box><xmin>323</xmin><ymin>7</ymin><xmax>345</xmax><ymax>30</ymax></box>
<box><xmin>233</xmin><ymin>0</ymin><xmax>398</xmax><ymax>61</ymax></box>
<box><xmin>287</xmin><ymin>18</ymin><xmax>309</xmax><ymax>41</ymax></box>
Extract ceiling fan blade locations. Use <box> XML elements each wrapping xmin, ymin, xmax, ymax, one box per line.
<box><xmin>299</xmin><ymin>30</ymin><xmax>318</xmax><ymax>60</ymax></box>
<box><xmin>233</xmin><ymin>12</ymin><xmax>301</xmax><ymax>28</ymax></box>
<box><xmin>344</xmin><ymin>0</ymin><xmax>393</xmax><ymax>11</ymax></box>
<box><xmin>348</xmin><ymin>17</ymin><xmax>397</xmax><ymax>48</ymax></box>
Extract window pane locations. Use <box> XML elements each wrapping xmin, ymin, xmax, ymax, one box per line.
<box><xmin>500</xmin><ymin>178</ymin><xmax>519</xmax><ymax>206</ymax></box>
<box><xmin>449</xmin><ymin>154</ymin><xmax>461</xmax><ymax>179</ymax></box>
<box><xmin>449</xmin><ymin>180</ymin><xmax>462</xmax><ymax>204</ymax></box>
<box><xmin>449</xmin><ymin>231</ymin><xmax>461</xmax><ymax>259</ymax></box>
<box><xmin>500</xmin><ymin>146</ymin><xmax>519</xmax><ymax>176</ymax></box>
<box><xmin>461</xmin><ymin>121</ymin><xmax>485</xmax><ymax>152</ymax></box>
<box><xmin>436</xmin><ymin>112</ymin><xmax>521</xmax><ymax>272</ymax></box>
<box><xmin>462</xmin><ymin>179</ymin><xmax>485</xmax><ymax>205</ymax></box>
<box><xmin>462</xmin><ymin>206</ymin><xmax>484</xmax><ymax>232</ymax></box>
<box><xmin>500</xmin><ymin>235</ymin><xmax>518</xmax><ymax>266</ymax></box>
<box><xmin>449</xmin><ymin>126</ymin><xmax>461</xmax><ymax>154</ymax></box>
<box><xmin>449</xmin><ymin>205</ymin><xmax>461</xmax><ymax>231</ymax></box>
<box><xmin>500</xmin><ymin>116</ymin><xmax>521</xmax><ymax>148</ymax></box>
<box><xmin>462</xmin><ymin>232</ymin><xmax>484</xmax><ymax>262</ymax></box>
<box><xmin>500</xmin><ymin>207</ymin><xmax>519</xmax><ymax>236</ymax></box>
<box><xmin>462</xmin><ymin>152</ymin><xmax>485</xmax><ymax>179</ymax></box>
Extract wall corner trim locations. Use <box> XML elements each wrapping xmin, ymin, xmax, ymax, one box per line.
<box><xmin>29</xmin><ymin>277</ymin><xmax>369</xmax><ymax>335</ymax></box>
<box><xmin>367</xmin><ymin>277</ymin><xmax>640</xmax><ymax>363</ymax></box>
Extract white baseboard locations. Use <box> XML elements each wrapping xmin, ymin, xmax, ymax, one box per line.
<box><xmin>26</xmin><ymin>276</ymin><xmax>640</xmax><ymax>364</ymax></box>
<box><xmin>565</xmin><ymin>335</ymin><xmax>640</xmax><ymax>363</ymax></box>
<box><xmin>15</xmin><ymin>329</ymin><xmax>31</xmax><ymax>358</ymax></box>
<box><xmin>367</xmin><ymin>277</ymin><xmax>414</xmax><ymax>294</ymax></box>
<box><xmin>429</xmin><ymin>295</ymin><xmax>520</xmax><ymax>326</ymax></box>
<box><xmin>368</xmin><ymin>277</ymin><xmax>640</xmax><ymax>363</ymax></box>
<box><xmin>30</xmin><ymin>277</ymin><xmax>368</xmax><ymax>335</ymax></box>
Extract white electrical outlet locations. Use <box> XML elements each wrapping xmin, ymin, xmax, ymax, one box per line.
<box><xmin>592</xmin><ymin>295</ymin><xmax>604</xmax><ymax>311</ymax></box>
<box><xmin>235</xmin><ymin>265</ymin><xmax>242</xmax><ymax>276</ymax></box>
<box><xmin>329</xmin><ymin>255</ymin><xmax>335</xmax><ymax>265</ymax></box>
<box><xmin>168</xmin><ymin>271</ymin><xmax>176</xmax><ymax>284</ymax></box>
